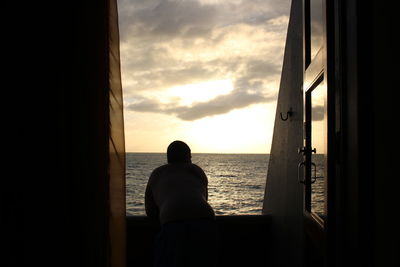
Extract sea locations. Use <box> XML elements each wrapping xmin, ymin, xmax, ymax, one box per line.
<box><xmin>126</xmin><ymin>153</ymin><xmax>270</xmax><ymax>216</ymax></box>
<box><xmin>126</xmin><ymin>153</ymin><xmax>325</xmax><ymax>216</ymax></box>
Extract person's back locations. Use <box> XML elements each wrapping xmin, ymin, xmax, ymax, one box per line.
<box><xmin>145</xmin><ymin>140</ymin><xmax>219</xmax><ymax>267</ymax></box>
<box><xmin>147</xmin><ymin>163</ymin><xmax>215</xmax><ymax>224</ymax></box>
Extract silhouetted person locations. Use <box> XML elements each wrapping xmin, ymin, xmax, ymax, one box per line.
<box><xmin>145</xmin><ymin>140</ymin><xmax>218</xmax><ymax>267</ymax></box>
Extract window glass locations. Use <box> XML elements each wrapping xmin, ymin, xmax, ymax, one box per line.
<box><xmin>310</xmin><ymin>0</ymin><xmax>324</xmax><ymax>60</ymax></box>
<box><xmin>310</xmin><ymin>80</ymin><xmax>326</xmax><ymax>219</ymax></box>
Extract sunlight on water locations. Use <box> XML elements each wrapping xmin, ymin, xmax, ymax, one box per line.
<box><xmin>126</xmin><ymin>153</ymin><xmax>326</xmax><ymax>216</ymax></box>
<box><xmin>311</xmin><ymin>154</ymin><xmax>325</xmax><ymax>217</ymax></box>
<box><xmin>126</xmin><ymin>153</ymin><xmax>269</xmax><ymax>215</ymax></box>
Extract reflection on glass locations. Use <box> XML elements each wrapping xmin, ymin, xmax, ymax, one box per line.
<box><xmin>311</xmin><ymin>81</ymin><xmax>326</xmax><ymax>219</ymax></box>
<box><xmin>310</xmin><ymin>0</ymin><xmax>324</xmax><ymax>60</ymax></box>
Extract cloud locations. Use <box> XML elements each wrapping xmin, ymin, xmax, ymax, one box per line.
<box><xmin>118</xmin><ymin>0</ymin><xmax>291</xmax><ymax>119</ymax></box>
<box><xmin>118</xmin><ymin>0</ymin><xmax>218</xmax><ymax>42</ymax></box>
<box><xmin>244</xmin><ymin>60</ymin><xmax>282</xmax><ymax>80</ymax></box>
<box><xmin>123</xmin><ymin>64</ymin><xmax>223</xmax><ymax>93</ymax></box>
<box><xmin>173</xmin><ymin>87</ymin><xmax>276</xmax><ymax>121</ymax></box>
<box><xmin>120</xmin><ymin>22</ymin><xmax>287</xmax><ymax>93</ymax></box>
<box><xmin>118</xmin><ymin>0</ymin><xmax>290</xmax><ymax>42</ymax></box>
<box><xmin>312</xmin><ymin>105</ymin><xmax>325</xmax><ymax>121</ymax></box>
<box><xmin>126</xmin><ymin>97</ymin><xmax>163</xmax><ymax>113</ymax></box>
<box><xmin>127</xmin><ymin>81</ymin><xmax>277</xmax><ymax>121</ymax></box>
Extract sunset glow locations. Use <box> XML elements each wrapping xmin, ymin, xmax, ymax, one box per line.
<box><xmin>168</xmin><ymin>79</ymin><xmax>234</xmax><ymax>106</ymax></box>
<box><xmin>118</xmin><ymin>0</ymin><xmax>291</xmax><ymax>153</ymax></box>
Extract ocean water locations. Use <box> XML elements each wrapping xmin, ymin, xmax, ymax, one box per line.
<box><xmin>126</xmin><ymin>153</ymin><xmax>270</xmax><ymax>216</ymax></box>
<box><xmin>126</xmin><ymin>153</ymin><xmax>326</xmax><ymax>216</ymax></box>
<box><xmin>311</xmin><ymin>154</ymin><xmax>326</xmax><ymax>217</ymax></box>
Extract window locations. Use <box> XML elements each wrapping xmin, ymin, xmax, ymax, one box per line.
<box><xmin>306</xmin><ymin>76</ymin><xmax>327</xmax><ymax>220</ymax></box>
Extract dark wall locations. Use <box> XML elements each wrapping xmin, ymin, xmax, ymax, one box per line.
<box><xmin>11</xmin><ymin>2</ymin><xmax>113</xmax><ymax>267</ymax></box>
<box><xmin>126</xmin><ymin>216</ymin><xmax>272</xmax><ymax>267</ymax></box>
<box><xmin>370</xmin><ymin>2</ymin><xmax>399</xmax><ymax>266</ymax></box>
<box><xmin>262</xmin><ymin>0</ymin><xmax>304</xmax><ymax>266</ymax></box>
<box><xmin>329</xmin><ymin>1</ymin><xmax>399</xmax><ymax>266</ymax></box>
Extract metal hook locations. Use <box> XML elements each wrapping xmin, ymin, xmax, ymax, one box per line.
<box><xmin>280</xmin><ymin>108</ymin><xmax>293</xmax><ymax>121</ymax></box>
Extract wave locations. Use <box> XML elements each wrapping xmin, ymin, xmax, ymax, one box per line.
<box><xmin>215</xmin><ymin>174</ymin><xmax>237</xmax><ymax>178</ymax></box>
<box><xmin>126</xmin><ymin>153</ymin><xmax>271</xmax><ymax>215</ymax></box>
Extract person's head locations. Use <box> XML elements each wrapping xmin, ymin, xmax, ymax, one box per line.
<box><xmin>167</xmin><ymin>140</ymin><xmax>192</xmax><ymax>164</ymax></box>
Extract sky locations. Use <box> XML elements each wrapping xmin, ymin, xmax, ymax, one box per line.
<box><xmin>117</xmin><ymin>0</ymin><xmax>291</xmax><ymax>153</ymax></box>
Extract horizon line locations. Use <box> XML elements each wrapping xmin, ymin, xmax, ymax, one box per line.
<box><xmin>125</xmin><ymin>151</ymin><xmax>270</xmax><ymax>154</ymax></box>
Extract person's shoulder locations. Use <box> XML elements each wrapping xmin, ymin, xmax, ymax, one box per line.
<box><xmin>151</xmin><ymin>164</ymin><xmax>169</xmax><ymax>174</ymax></box>
<box><xmin>190</xmin><ymin>163</ymin><xmax>205</xmax><ymax>172</ymax></box>
<box><xmin>148</xmin><ymin>164</ymin><xmax>170</xmax><ymax>186</ymax></box>
<box><xmin>189</xmin><ymin>164</ymin><xmax>207</xmax><ymax>179</ymax></box>
<box><xmin>149</xmin><ymin>164</ymin><xmax>170</xmax><ymax>180</ymax></box>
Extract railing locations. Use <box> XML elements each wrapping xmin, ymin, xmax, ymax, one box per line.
<box><xmin>126</xmin><ymin>215</ymin><xmax>272</xmax><ymax>267</ymax></box>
